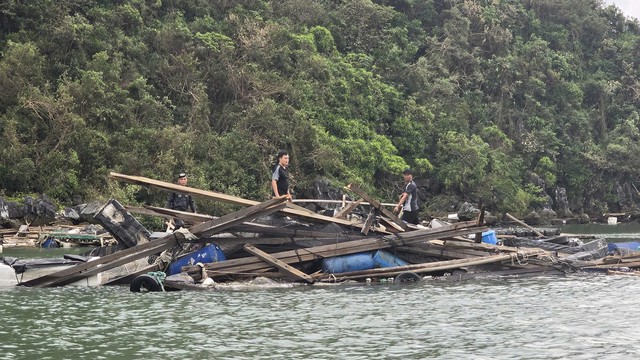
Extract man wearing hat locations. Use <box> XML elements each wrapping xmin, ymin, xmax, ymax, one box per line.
<box><xmin>394</xmin><ymin>169</ymin><xmax>419</xmax><ymax>225</ymax></box>
<box><xmin>166</xmin><ymin>172</ymin><xmax>197</xmax><ymax>229</ymax></box>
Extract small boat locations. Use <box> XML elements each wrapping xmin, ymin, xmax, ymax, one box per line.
<box><xmin>0</xmin><ymin>255</ymin><xmax>103</xmax><ymax>287</ymax></box>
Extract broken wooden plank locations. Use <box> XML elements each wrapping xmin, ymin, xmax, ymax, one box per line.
<box><xmin>109</xmin><ymin>172</ymin><xmax>367</xmax><ymax>230</ymax></box>
<box><xmin>346</xmin><ymin>183</ymin><xmax>408</xmax><ymax>231</ymax></box>
<box><xmin>361</xmin><ymin>208</ymin><xmax>376</xmax><ymax>235</ymax></box>
<box><xmin>243</xmin><ymin>244</ymin><xmax>314</xmax><ymax>283</ymax></box>
<box><xmin>334</xmin><ymin>199</ymin><xmax>363</xmax><ymax>219</ymax></box>
<box><xmin>21</xmin><ymin>197</ymin><xmax>288</xmax><ymax>287</ymax></box>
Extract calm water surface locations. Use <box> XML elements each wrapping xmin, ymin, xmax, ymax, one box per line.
<box><xmin>2</xmin><ymin>224</ymin><xmax>640</xmax><ymax>359</ymax></box>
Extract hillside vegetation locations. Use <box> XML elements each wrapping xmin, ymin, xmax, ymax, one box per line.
<box><xmin>1</xmin><ymin>0</ymin><xmax>639</xmax><ymax>217</ymax></box>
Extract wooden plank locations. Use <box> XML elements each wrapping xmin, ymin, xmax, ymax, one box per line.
<box><xmin>243</xmin><ymin>244</ymin><xmax>314</xmax><ymax>283</ymax></box>
<box><xmin>21</xmin><ymin>197</ymin><xmax>288</xmax><ymax>287</ymax></box>
<box><xmin>505</xmin><ymin>213</ymin><xmax>544</xmax><ymax>237</ymax></box>
<box><xmin>346</xmin><ymin>183</ymin><xmax>408</xmax><ymax>231</ymax></box>
<box><xmin>378</xmin><ymin>215</ymin><xmax>405</xmax><ymax>232</ymax></box>
<box><xmin>109</xmin><ymin>172</ymin><xmax>366</xmax><ymax>229</ymax></box>
<box><xmin>334</xmin><ymin>199</ymin><xmax>363</xmax><ymax>219</ymax></box>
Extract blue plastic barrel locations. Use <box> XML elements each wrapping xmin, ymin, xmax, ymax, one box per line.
<box><xmin>322</xmin><ymin>252</ymin><xmax>376</xmax><ymax>273</ymax></box>
<box><xmin>322</xmin><ymin>251</ymin><xmax>408</xmax><ymax>273</ymax></box>
<box><xmin>372</xmin><ymin>250</ymin><xmax>408</xmax><ymax>268</ymax></box>
<box><xmin>168</xmin><ymin>244</ymin><xmax>226</xmax><ymax>275</ymax></box>
<box><xmin>481</xmin><ymin>230</ymin><xmax>498</xmax><ymax>245</ymax></box>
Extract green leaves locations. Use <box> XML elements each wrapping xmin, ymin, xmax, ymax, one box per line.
<box><xmin>1</xmin><ymin>0</ymin><xmax>639</xmax><ymax>217</ymax></box>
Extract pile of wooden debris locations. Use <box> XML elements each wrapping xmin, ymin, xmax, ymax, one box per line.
<box><xmin>12</xmin><ymin>172</ymin><xmax>617</xmax><ymax>290</ymax></box>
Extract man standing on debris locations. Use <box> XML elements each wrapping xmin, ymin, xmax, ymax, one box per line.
<box><xmin>394</xmin><ymin>168</ymin><xmax>419</xmax><ymax>225</ymax></box>
<box><xmin>166</xmin><ymin>172</ymin><xmax>197</xmax><ymax>229</ymax></box>
<box><xmin>271</xmin><ymin>150</ymin><xmax>292</xmax><ymax>201</ymax></box>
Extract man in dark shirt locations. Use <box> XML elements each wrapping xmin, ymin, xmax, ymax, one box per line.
<box><xmin>271</xmin><ymin>150</ymin><xmax>292</xmax><ymax>201</ymax></box>
<box><xmin>166</xmin><ymin>172</ymin><xmax>197</xmax><ymax>229</ymax></box>
<box><xmin>394</xmin><ymin>168</ymin><xmax>419</xmax><ymax>225</ymax></box>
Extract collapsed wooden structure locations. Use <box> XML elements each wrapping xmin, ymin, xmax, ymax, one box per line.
<box><xmin>17</xmin><ymin>172</ymin><xmax>614</xmax><ymax>289</ymax></box>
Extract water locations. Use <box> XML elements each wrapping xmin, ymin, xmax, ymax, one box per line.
<box><xmin>560</xmin><ymin>222</ymin><xmax>640</xmax><ymax>241</ymax></box>
<box><xmin>2</xmin><ymin>225</ymin><xmax>640</xmax><ymax>359</ymax></box>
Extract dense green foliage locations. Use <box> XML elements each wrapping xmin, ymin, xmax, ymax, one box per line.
<box><xmin>1</xmin><ymin>0</ymin><xmax>639</xmax><ymax>217</ymax></box>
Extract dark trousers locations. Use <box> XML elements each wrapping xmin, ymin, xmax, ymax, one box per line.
<box><xmin>402</xmin><ymin>211</ymin><xmax>419</xmax><ymax>225</ymax></box>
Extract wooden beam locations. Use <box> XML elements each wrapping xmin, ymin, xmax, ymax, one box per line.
<box><xmin>109</xmin><ymin>172</ymin><xmax>366</xmax><ymax>230</ymax></box>
<box><xmin>505</xmin><ymin>213</ymin><xmax>544</xmax><ymax>237</ymax></box>
<box><xmin>243</xmin><ymin>244</ymin><xmax>314</xmax><ymax>283</ymax></box>
<box><xmin>346</xmin><ymin>183</ymin><xmax>408</xmax><ymax>231</ymax></box>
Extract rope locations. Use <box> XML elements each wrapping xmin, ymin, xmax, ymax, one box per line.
<box><xmin>196</xmin><ymin>262</ymin><xmax>210</xmax><ymax>282</ymax></box>
<box><xmin>147</xmin><ymin>271</ymin><xmax>167</xmax><ymax>292</ymax></box>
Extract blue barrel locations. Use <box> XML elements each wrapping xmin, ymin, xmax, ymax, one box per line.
<box><xmin>322</xmin><ymin>253</ymin><xmax>376</xmax><ymax>273</ymax></box>
<box><xmin>322</xmin><ymin>251</ymin><xmax>408</xmax><ymax>273</ymax></box>
<box><xmin>481</xmin><ymin>230</ymin><xmax>498</xmax><ymax>245</ymax></box>
<box><xmin>168</xmin><ymin>244</ymin><xmax>226</xmax><ymax>275</ymax></box>
<box><xmin>372</xmin><ymin>250</ymin><xmax>408</xmax><ymax>268</ymax></box>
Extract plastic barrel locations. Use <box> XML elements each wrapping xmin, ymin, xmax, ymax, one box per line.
<box><xmin>372</xmin><ymin>250</ymin><xmax>408</xmax><ymax>268</ymax></box>
<box><xmin>322</xmin><ymin>251</ymin><xmax>409</xmax><ymax>273</ymax></box>
<box><xmin>481</xmin><ymin>230</ymin><xmax>498</xmax><ymax>245</ymax></box>
<box><xmin>168</xmin><ymin>244</ymin><xmax>226</xmax><ymax>275</ymax></box>
<box><xmin>322</xmin><ymin>253</ymin><xmax>376</xmax><ymax>273</ymax></box>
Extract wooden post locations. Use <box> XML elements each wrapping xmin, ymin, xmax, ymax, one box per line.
<box><xmin>474</xmin><ymin>206</ymin><xmax>485</xmax><ymax>243</ymax></box>
<box><xmin>504</xmin><ymin>213</ymin><xmax>544</xmax><ymax>237</ymax></box>
<box><xmin>346</xmin><ymin>183</ymin><xmax>408</xmax><ymax>231</ymax></box>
